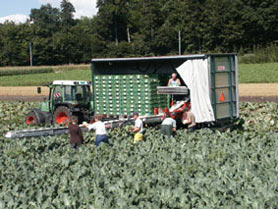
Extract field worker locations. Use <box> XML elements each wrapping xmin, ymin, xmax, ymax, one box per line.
<box><xmin>168</xmin><ymin>73</ymin><xmax>181</xmax><ymax>87</ymax></box>
<box><xmin>182</xmin><ymin>111</ymin><xmax>196</xmax><ymax>131</ymax></box>
<box><xmin>168</xmin><ymin>73</ymin><xmax>181</xmax><ymax>105</ymax></box>
<box><xmin>132</xmin><ymin>112</ymin><xmax>144</xmax><ymax>144</ymax></box>
<box><xmin>161</xmin><ymin>114</ymin><xmax>177</xmax><ymax>137</ymax></box>
<box><xmin>68</xmin><ymin>115</ymin><xmax>84</xmax><ymax>149</ymax></box>
<box><xmin>83</xmin><ymin>115</ymin><xmax>109</xmax><ymax>147</ymax></box>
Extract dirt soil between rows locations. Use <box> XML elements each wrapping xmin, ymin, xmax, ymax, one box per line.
<box><xmin>0</xmin><ymin>84</ymin><xmax>278</xmax><ymax>102</ymax></box>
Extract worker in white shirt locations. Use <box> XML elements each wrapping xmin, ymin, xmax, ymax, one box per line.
<box><xmin>168</xmin><ymin>73</ymin><xmax>181</xmax><ymax>87</ymax></box>
<box><xmin>132</xmin><ymin>112</ymin><xmax>144</xmax><ymax>144</ymax></box>
<box><xmin>161</xmin><ymin>114</ymin><xmax>177</xmax><ymax>137</ymax></box>
<box><xmin>83</xmin><ymin>115</ymin><xmax>109</xmax><ymax>146</ymax></box>
<box><xmin>168</xmin><ymin>73</ymin><xmax>182</xmax><ymax>105</ymax></box>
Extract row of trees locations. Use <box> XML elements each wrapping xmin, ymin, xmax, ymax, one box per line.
<box><xmin>0</xmin><ymin>0</ymin><xmax>277</xmax><ymax>66</ymax></box>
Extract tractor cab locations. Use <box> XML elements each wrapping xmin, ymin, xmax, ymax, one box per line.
<box><xmin>26</xmin><ymin>80</ymin><xmax>93</xmax><ymax>125</ymax></box>
<box><xmin>45</xmin><ymin>80</ymin><xmax>91</xmax><ymax>112</ymax></box>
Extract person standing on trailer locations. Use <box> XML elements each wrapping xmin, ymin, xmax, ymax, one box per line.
<box><xmin>168</xmin><ymin>73</ymin><xmax>181</xmax><ymax>87</ymax></box>
<box><xmin>132</xmin><ymin>112</ymin><xmax>144</xmax><ymax>144</ymax></box>
<box><xmin>69</xmin><ymin>115</ymin><xmax>84</xmax><ymax>149</ymax></box>
<box><xmin>168</xmin><ymin>73</ymin><xmax>182</xmax><ymax>105</ymax></box>
<box><xmin>161</xmin><ymin>113</ymin><xmax>177</xmax><ymax>137</ymax></box>
<box><xmin>83</xmin><ymin>115</ymin><xmax>110</xmax><ymax>146</ymax></box>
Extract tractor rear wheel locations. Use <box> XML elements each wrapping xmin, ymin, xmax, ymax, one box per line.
<box><xmin>26</xmin><ymin>111</ymin><xmax>38</xmax><ymax>125</ymax></box>
<box><xmin>53</xmin><ymin>106</ymin><xmax>71</xmax><ymax>125</ymax></box>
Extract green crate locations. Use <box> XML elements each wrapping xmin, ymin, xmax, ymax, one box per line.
<box><xmin>94</xmin><ymin>74</ymin><xmax>170</xmax><ymax>116</ymax></box>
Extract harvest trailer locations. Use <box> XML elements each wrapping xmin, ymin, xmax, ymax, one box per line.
<box><xmin>6</xmin><ymin>54</ymin><xmax>239</xmax><ymax>139</ymax></box>
<box><xmin>91</xmin><ymin>54</ymin><xmax>239</xmax><ymax>126</ymax></box>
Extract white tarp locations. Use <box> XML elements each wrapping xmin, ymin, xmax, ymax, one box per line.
<box><xmin>176</xmin><ymin>59</ymin><xmax>215</xmax><ymax>123</ymax></box>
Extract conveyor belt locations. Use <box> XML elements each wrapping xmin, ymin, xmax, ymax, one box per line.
<box><xmin>5</xmin><ymin>115</ymin><xmax>164</xmax><ymax>139</ymax></box>
<box><xmin>5</xmin><ymin>127</ymin><xmax>88</xmax><ymax>139</ymax></box>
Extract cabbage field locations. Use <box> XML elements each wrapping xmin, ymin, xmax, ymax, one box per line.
<box><xmin>1</xmin><ymin>101</ymin><xmax>278</xmax><ymax>208</ymax></box>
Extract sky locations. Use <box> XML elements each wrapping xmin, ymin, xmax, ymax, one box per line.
<box><xmin>0</xmin><ymin>0</ymin><xmax>98</xmax><ymax>24</ymax></box>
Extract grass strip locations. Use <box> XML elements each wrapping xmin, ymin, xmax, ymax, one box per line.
<box><xmin>0</xmin><ymin>63</ymin><xmax>278</xmax><ymax>86</ymax></box>
<box><xmin>0</xmin><ymin>68</ymin><xmax>53</xmax><ymax>76</ymax></box>
<box><xmin>0</xmin><ymin>69</ymin><xmax>91</xmax><ymax>86</ymax></box>
<box><xmin>238</xmin><ymin>62</ymin><xmax>278</xmax><ymax>83</ymax></box>
<box><xmin>0</xmin><ymin>64</ymin><xmax>89</xmax><ymax>73</ymax></box>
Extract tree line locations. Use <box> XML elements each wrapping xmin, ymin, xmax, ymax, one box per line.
<box><xmin>0</xmin><ymin>0</ymin><xmax>277</xmax><ymax>66</ymax></box>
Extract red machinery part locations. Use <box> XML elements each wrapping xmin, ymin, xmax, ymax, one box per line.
<box><xmin>56</xmin><ymin>112</ymin><xmax>69</xmax><ymax>124</ymax></box>
<box><xmin>163</xmin><ymin>101</ymin><xmax>191</xmax><ymax>121</ymax></box>
<box><xmin>154</xmin><ymin>107</ymin><xmax>159</xmax><ymax>115</ymax></box>
<box><xmin>26</xmin><ymin>116</ymin><xmax>35</xmax><ymax>125</ymax></box>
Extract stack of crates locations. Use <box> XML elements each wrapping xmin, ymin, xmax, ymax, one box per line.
<box><xmin>94</xmin><ymin>74</ymin><xmax>169</xmax><ymax>116</ymax></box>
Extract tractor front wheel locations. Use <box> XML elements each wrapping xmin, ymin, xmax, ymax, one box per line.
<box><xmin>53</xmin><ymin>106</ymin><xmax>71</xmax><ymax>125</ymax></box>
<box><xmin>26</xmin><ymin>111</ymin><xmax>38</xmax><ymax>125</ymax></box>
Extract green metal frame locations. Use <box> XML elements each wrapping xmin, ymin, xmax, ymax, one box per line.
<box><xmin>232</xmin><ymin>55</ymin><xmax>237</xmax><ymax>117</ymax></box>
<box><xmin>210</xmin><ymin>56</ymin><xmax>217</xmax><ymax>117</ymax></box>
<box><xmin>228</xmin><ymin>56</ymin><xmax>234</xmax><ymax>119</ymax></box>
<box><xmin>210</xmin><ymin>54</ymin><xmax>236</xmax><ymax>121</ymax></box>
<box><xmin>91</xmin><ymin>63</ymin><xmax>96</xmax><ymax>114</ymax></box>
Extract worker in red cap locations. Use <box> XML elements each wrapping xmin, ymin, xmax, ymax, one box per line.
<box><xmin>132</xmin><ymin>112</ymin><xmax>144</xmax><ymax>143</ymax></box>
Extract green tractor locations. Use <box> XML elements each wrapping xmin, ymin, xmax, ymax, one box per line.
<box><xmin>26</xmin><ymin>80</ymin><xmax>93</xmax><ymax>125</ymax></box>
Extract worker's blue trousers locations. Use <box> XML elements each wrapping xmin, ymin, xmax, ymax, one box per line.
<box><xmin>96</xmin><ymin>134</ymin><xmax>109</xmax><ymax>146</ymax></box>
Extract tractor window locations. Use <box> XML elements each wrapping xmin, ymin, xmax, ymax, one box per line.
<box><xmin>53</xmin><ymin>86</ymin><xmax>63</xmax><ymax>103</ymax></box>
<box><xmin>73</xmin><ymin>85</ymin><xmax>90</xmax><ymax>103</ymax></box>
<box><xmin>64</xmin><ymin>86</ymin><xmax>72</xmax><ymax>101</ymax></box>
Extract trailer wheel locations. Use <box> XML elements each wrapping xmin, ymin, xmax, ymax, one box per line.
<box><xmin>53</xmin><ymin>106</ymin><xmax>71</xmax><ymax>125</ymax></box>
<box><xmin>26</xmin><ymin>111</ymin><xmax>38</xmax><ymax>125</ymax></box>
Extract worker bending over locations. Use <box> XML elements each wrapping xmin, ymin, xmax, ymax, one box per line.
<box><xmin>132</xmin><ymin>112</ymin><xmax>144</xmax><ymax>144</ymax></box>
<box><xmin>161</xmin><ymin>114</ymin><xmax>177</xmax><ymax>137</ymax></box>
<box><xmin>83</xmin><ymin>115</ymin><xmax>110</xmax><ymax>146</ymax></box>
<box><xmin>168</xmin><ymin>73</ymin><xmax>181</xmax><ymax>87</ymax></box>
<box><xmin>182</xmin><ymin>111</ymin><xmax>196</xmax><ymax>131</ymax></box>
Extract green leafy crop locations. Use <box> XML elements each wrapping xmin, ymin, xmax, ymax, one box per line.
<box><xmin>0</xmin><ymin>101</ymin><xmax>278</xmax><ymax>208</ymax></box>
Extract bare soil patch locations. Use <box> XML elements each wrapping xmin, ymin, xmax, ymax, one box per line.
<box><xmin>0</xmin><ymin>96</ymin><xmax>45</xmax><ymax>102</ymax></box>
<box><xmin>239</xmin><ymin>83</ymin><xmax>278</xmax><ymax>97</ymax></box>
<box><xmin>240</xmin><ymin>96</ymin><xmax>278</xmax><ymax>102</ymax></box>
<box><xmin>0</xmin><ymin>86</ymin><xmax>48</xmax><ymax>96</ymax></box>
